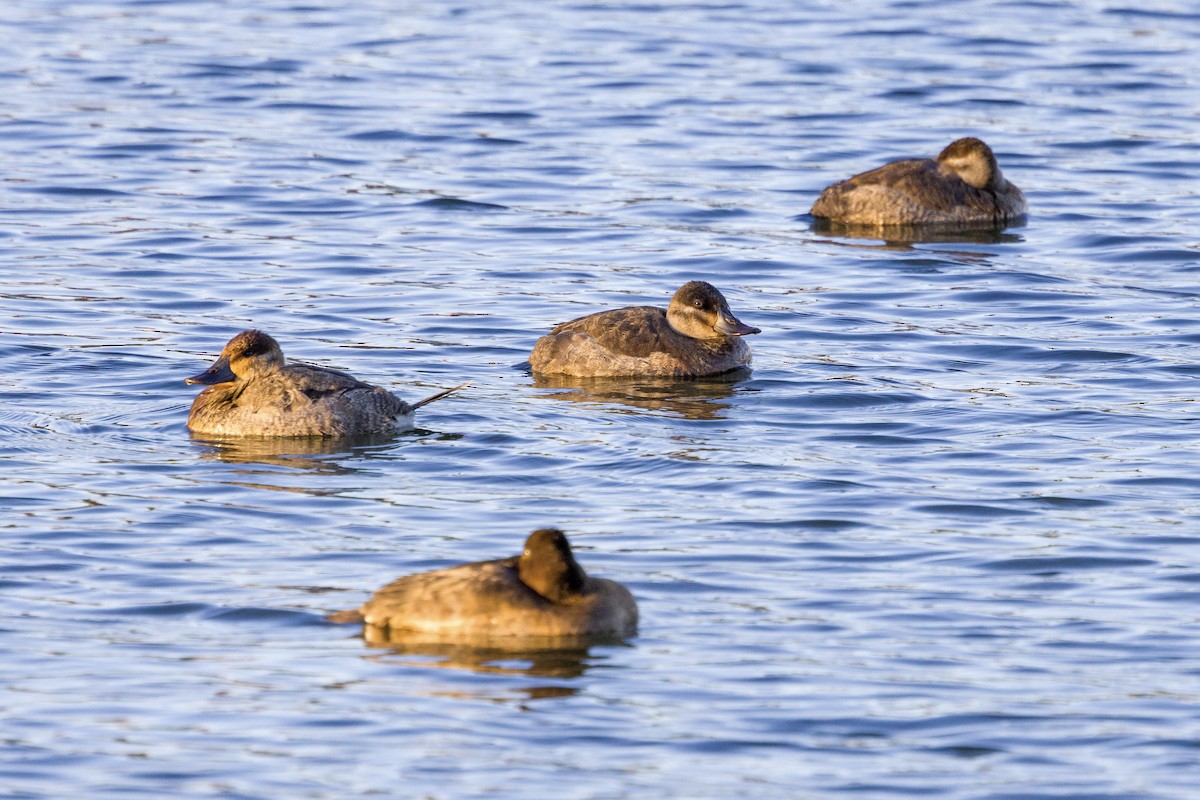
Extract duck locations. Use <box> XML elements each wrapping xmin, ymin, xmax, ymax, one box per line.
<box><xmin>810</xmin><ymin>137</ymin><xmax>1026</xmax><ymax>227</ymax></box>
<box><xmin>529</xmin><ymin>281</ymin><xmax>760</xmax><ymax>378</ymax></box>
<box><xmin>185</xmin><ymin>329</ymin><xmax>465</xmax><ymax>437</ymax></box>
<box><xmin>328</xmin><ymin>528</ymin><xmax>638</xmax><ymax>640</ymax></box>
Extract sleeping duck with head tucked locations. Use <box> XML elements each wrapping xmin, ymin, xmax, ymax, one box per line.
<box><xmin>185</xmin><ymin>329</ymin><xmax>465</xmax><ymax>437</ymax></box>
<box><xmin>530</xmin><ymin>280</ymin><xmax>761</xmax><ymax>378</ymax></box>
<box><xmin>327</xmin><ymin>528</ymin><xmax>638</xmax><ymax>641</ymax></box>
<box><xmin>810</xmin><ymin>137</ymin><xmax>1026</xmax><ymax>228</ymax></box>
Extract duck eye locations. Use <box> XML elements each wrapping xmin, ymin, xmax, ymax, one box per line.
<box><xmin>693</xmin><ymin>299</ymin><xmax>703</xmax><ymax>308</ymax></box>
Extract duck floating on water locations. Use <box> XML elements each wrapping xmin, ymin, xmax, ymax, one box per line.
<box><xmin>328</xmin><ymin>528</ymin><xmax>638</xmax><ymax>641</ymax></box>
<box><xmin>530</xmin><ymin>281</ymin><xmax>760</xmax><ymax>378</ymax></box>
<box><xmin>810</xmin><ymin>137</ymin><xmax>1026</xmax><ymax>228</ymax></box>
<box><xmin>185</xmin><ymin>329</ymin><xmax>464</xmax><ymax>437</ymax></box>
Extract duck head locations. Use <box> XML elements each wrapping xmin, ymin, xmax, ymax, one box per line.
<box><xmin>519</xmin><ymin>528</ymin><xmax>588</xmax><ymax>603</ymax></box>
<box><xmin>936</xmin><ymin>137</ymin><xmax>1008</xmax><ymax>192</ymax></box>
<box><xmin>666</xmin><ymin>281</ymin><xmax>760</xmax><ymax>340</ymax></box>
<box><xmin>186</xmin><ymin>329</ymin><xmax>285</xmax><ymax>386</ymax></box>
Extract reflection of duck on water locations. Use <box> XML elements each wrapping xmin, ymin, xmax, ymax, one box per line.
<box><xmin>185</xmin><ymin>329</ymin><xmax>465</xmax><ymax>437</ymax></box>
<box><xmin>532</xmin><ymin>369</ymin><xmax>749</xmax><ymax>421</ymax></box>
<box><xmin>812</xmin><ymin>223</ymin><xmax>1025</xmax><ymax>247</ymax></box>
<box><xmin>361</xmin><ymin>634</ymin><xmax>607</xmax><ymax>684</ymax></box>
<box><xmin>329</xmin><ymin>529</ymin><xmax>637</xmax><ymax>642</ymax></box>
<box><xmin>189</xmin><ymin>432</ymin><xmax>401</xmax><ymax>474</ymax></box>
<box><xmin>811</xmin><ymin>137</ymin><xmax>1026</xmax><ymax>229</ymax></box>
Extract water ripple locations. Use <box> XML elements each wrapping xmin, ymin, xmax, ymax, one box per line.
<box><xmin>3</xmin><ymin>1</ymin><xmax>1200</xmax><ymax>798</ymax></box>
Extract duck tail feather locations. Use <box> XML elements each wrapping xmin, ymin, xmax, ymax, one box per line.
<box><xmin>407</xmin><ymin>381</ymin><xmax>469</xmax><ymax>412</ymax></box>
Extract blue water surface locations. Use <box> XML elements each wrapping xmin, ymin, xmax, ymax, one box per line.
<box><xmin>3</xmin><ymin>1</ymin><xmax>1200</xmax><ymax>798</ymax></box>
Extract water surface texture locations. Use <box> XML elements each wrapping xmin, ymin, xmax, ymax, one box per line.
<box><xmin>4</xmin><ymin>1</ymin><xmax>1200</xmax><ymax>798</ymax></box>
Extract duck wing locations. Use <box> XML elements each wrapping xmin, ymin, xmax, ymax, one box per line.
<box><xmin>551</xmin><ymin>306</ymin><xmax>674</xmax><ymax>359</ymax></box>
<box><xmin>831</xmin><ymin>158</ymin><xmax>952</xmax><ymax>205</ymax></box>
<box><xmin>883</xmin><ymin>160</ymin><xmax>984</xmax><ymax>212</ymax></box>
<box><xmin>359</xmin><ymin>557</ymin><xmax>549</xmax><ymax>631</ymax></box>
<box><xmin>228</xmin><ymin>362</ymin><xmax>406</xmax><ymax>424</ymax></box>
<box><xmin>279</xmin><ymin>363</ymin><xmax>377</xmax><ymax>401</ymax></box>
<box><xmin>840</xmin><ymin>157</ymin><xmax>929</xmax><ymax>188</ymax></box>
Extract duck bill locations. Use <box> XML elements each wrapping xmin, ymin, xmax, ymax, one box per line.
<box><xmin>715</xmin><ymin>312</ymin><xmax>760</xmax><ymax>337</ymax></box>
<box><xmin>185</xmin><ymin>355</ymin><xmax>237</xmax><ymax>385</ymax></box>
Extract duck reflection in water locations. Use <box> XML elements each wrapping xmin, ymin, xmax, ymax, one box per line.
<box><xmin>809</xmin><ymin>137</ymin><xmax>1026</xmax><ymax>242</ymax></box>
<box><xmin>189</xmin><ymin>431</ymin><xmax>403</xmax><ymax>473</ymax></box>
<box><xmin>360</xmin><ymin>632</ymin><xmax>628</xmax><ymax>695</ymax></box>
<box><xmin>532</xmin><ymin>369</ymin><xmax>750</xmax><ymax>420</ymax></box>
<box><xmin>811</xmin><ymin>221</ymin><xmax>1026</xmax><ymax>247</ymax></box>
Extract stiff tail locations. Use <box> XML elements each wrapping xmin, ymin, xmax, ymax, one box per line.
<box><xmin>407</xmin><ymin>381</ymin><xmax>469</xmax><ymax>412</ymax></box>
<box><xmin>326</xmin><ymin>608</ymin><xmax>365</xmax><ymax>624</ymax></box>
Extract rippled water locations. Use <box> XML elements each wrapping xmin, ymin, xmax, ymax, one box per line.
<box><xmin>4</xmin><ymin>0</ymin><xmax>1200</xmax><ymax>797</ymax></box>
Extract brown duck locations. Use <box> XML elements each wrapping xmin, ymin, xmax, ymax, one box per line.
<box><xmin>530</xmin><ymin>281</ymin><xmax>760</xmax><ymax>378</ymax></box>
<box><xmin>185</xmin><ymin>329</ymin><xmax>464</xmax><ymax>437</ymax></box>
<box><xmin>811</xmin><ymin>137</ymin><xmax>1026</xmax><ymax>227</ymax></box>
<box><xmin>328</xmin><ymin>529</ymin><xmax>638</xmax><ymax>640</ymax></box>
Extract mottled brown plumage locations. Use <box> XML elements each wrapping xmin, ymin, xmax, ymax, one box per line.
<box><xmin>810</xmin><ymin>137</ymin><xmax>1026</xmax><ymax>227</ymax></box>
<box><xmin>185</xmin><ymin>330</ymin><xmax>464</xmax><ymax>437</ymax></box>
<box><xmin>530</xmin><ymin>281</ymin><xmax>760</xmax><ymax>378</ymax></box>
<box><xmin>328</xmin><ymin>529</ymin><xmax>638</xmax><ymax>641</ymax></box>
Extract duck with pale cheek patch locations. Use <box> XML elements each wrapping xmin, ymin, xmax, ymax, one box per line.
<box><xmin>530</xmin><ymin>280</ymin><xmax>761</xmax><ymax>378</ymax></box>
<box><xmin>811</xmin><ymin>137</ymin><xmax>1026</xmax><ymax>228</ymax></box>
<box><xmin>185</xmin><ymin>329</ymin><xmax>465</xmax><ymax>437</ymax></box>
<box><xmin>328</xmin><ymin>529</ymin><xmax>638</xmax><ymax>641</ymax></box>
